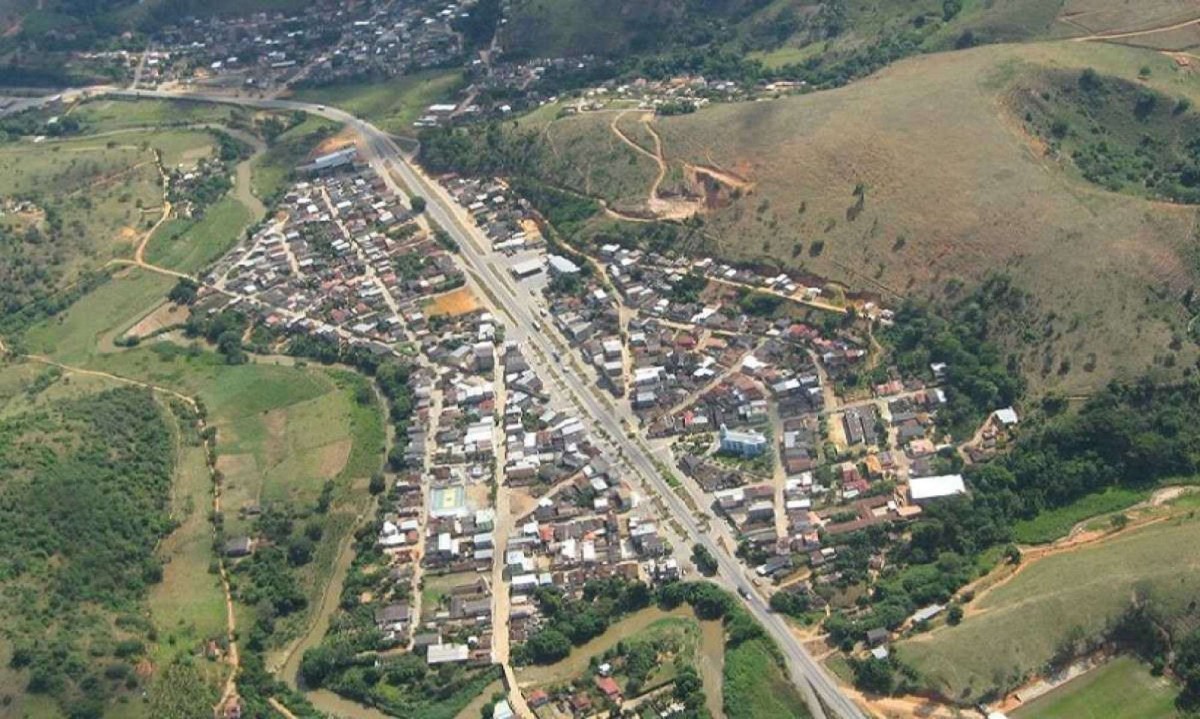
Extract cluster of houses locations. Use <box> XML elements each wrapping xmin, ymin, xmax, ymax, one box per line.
<box><xmin>143</xmin><ymin>0</ymin><xmax>466</xmax><ymax>90</ymax></box>
<box><xmin>202</xmin><ymin>151</ymin><xmax>467</xmax><ymax>351</ymax></box>
<box><xmin>444</xmin><ymin>177</ymin><xmax>546</xmax><ymax>254</ymax></box>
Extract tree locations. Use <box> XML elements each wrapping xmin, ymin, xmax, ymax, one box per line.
<box><xmin>947</xmin><ymin>604</ymin><xmax>964</xmax><ymax>625</ymax></box>
<box><xmin>410</xmin><ymin>195</ymin><xmax>427</xmax><ymax>213</ymax></box>
<box><xmin>851</xmin><ymin>657</ymin><xmax>895</xmax><ymax>695</ymax></box>
<box><xmin>525</xmin><ymin>628</ymin><xmax>571</xmax><ymax>664</ymax></box>
<box><xmin>1004</xmin><ymin>544</ymin><xmax>1022</xmax><ymax>565</ymax></box>
<box><xmin>1176</xmin><ymin>630</ymin><xmax>1200</xmax><ymax>710</ymax></box>
<box><xmin>369</xmin><ymin>472</ymin><xmax>386</xmax><ymax>495</ymax></box>
<box><xmin>691</xmin><ymin>543</ymin><xmax>718</xmax><ymax>576</ymax></box>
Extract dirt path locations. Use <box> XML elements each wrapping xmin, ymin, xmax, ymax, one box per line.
<box><xmin>1071</xmin><ymin>14</ymin><xmax>1200</xmax><ymax>42</ymax></box>
<box><xmin>949</xmin><ymin>490</ymin><xmax>1193</xmax><ymax>623</ymax></box>
<box><xmin>608</xmin><ymin>110</ymin><xmax>707</xmax><ymax>220</ymax></box>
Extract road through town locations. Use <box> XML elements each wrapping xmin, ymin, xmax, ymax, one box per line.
<box><xmin>18</xmin><ymin>86</ymin><xmax>866</xmax><ymax>719</ymax></box>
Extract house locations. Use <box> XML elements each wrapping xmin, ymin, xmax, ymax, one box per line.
<box><xmin>993</xmin><ymin>407</ymin><xmax>1019</xmax><ymax>427</ymax></box>
<box><xmin>865</xmin><ymin>627</ymin><xmax>889</xmax><ymax>647</ymax></box>
<box><xmin>595</xmin><ymin>675</ymin><xmax>623</xmax><ymax>703</ymax></box>
<box><xmin>427</xmin><ymin>643</ymin><xmax>470</xmax><ymax>665</ymax></box>
<box><xmin>719</xmin><ymin>424</ymin><xmax>767</xmax><ymax>458</ymax></box>
<box><xmin>547</xmin><ymin>254</ymin><xmax>581</xmax><ymax>276</ymax></box>
<box><xmin>224</xmin><ymin>536</ymin><xmax>252</xmax><ymax>557</ymax></box>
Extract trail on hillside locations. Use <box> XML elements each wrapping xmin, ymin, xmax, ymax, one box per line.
<box><xmin>1070</xmin><ymin>13</ymin><xmax>1200</xmax><ymax>42</ymax></box>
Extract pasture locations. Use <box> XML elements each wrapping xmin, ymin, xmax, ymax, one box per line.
<box><xmin>899</xmin><ymin>515</ymin><xmax>1200</xmax><ymax>702</ymax></box>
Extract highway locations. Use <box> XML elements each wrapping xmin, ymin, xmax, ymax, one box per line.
<box><xmin>19</xmin><ymin>86</ymin><xmax>867</xmax><ymax>719</ymax></box>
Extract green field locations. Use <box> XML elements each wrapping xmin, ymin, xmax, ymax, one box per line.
<box><xmin>1012</xmin><ymin>656</ymin><xmax>1180</xmax><ymax>719</ymax></box>
<box><xmin>291</xmin><ymin>70</ymin><xmax>464</xmax><ymax>136</ymax></box>
<box><xmin>145</xmin><ymin>195</ymin><xmax>255</xmax><ymax>274</ymax></box>
<box><xmin>900</xmin><ymin>515</ymin><xmax>1200</xmax><ymax>702</ymax></box>
<box><xmin>1011</xmin><ymin>486</ymin><xmax>1149</xmax><ymax>544</ymax></box>
<box><xmin>723</xmin><ymin>637</ymin><xmax>811</xmax><ymax>719</ymax></box>
<box><xmin>69</xmin><ymin>98</ymin><xmax>244</xmax><ymax>134</ymax></box>
<box><xmin>22</xmin><ymin>269</ymin><xmax>175</xmax><ymax>363</ymax></box>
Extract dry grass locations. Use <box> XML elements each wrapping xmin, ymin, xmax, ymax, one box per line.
<box><xmin>1058</xmin><ymin>0</ymin><xmax>1200</xmax><ymax>35</ymax></box>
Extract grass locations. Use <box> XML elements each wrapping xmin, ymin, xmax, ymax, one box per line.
<box><xmin>68</xmin><ymin>98</ymin><xmax>241</xmax><ymax>133</ymax></box>
<box><xmin>291</xmin><ymin>70</ymin><xmax>465</xmax><ymax>137</ymax></box>
<box><xmin>146</xmin><ymin>404</ymin><xmax>228</xmax><ymax>687</ymax></box>
<box><xmin>22</xmin><ymin>268</ymin><xmax>175</xmax><ymax>363</ymax></box>
<box><xmin>251</xmin><ymin>114</ymin><xmax>341</xmax><ymax>201</ymax></box>
<box><xmin>722</xmin><ymin>637</ymin><xmax>811</xmax><ymax>719</ymax></box>
<box><xmin>1011</xmin><ymin>486</ymin><xmax>1149</xmax><ymax>544</ymax></box>
<box><xmin>1011</xmin><ymin>655</ymin><xmax>1180</xmax><ymax>719</ymax></box>
<box><xmin>899</xmin><ymin>514</ymin><xmax>1200</xmax><ymax>702</ymax></box>
<box><xmin>145</xmin><ymin>195</ymin><xmax>255</xmax><ymax>274</ymax></box>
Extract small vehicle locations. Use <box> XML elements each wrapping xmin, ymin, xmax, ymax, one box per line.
<box><xmin>737</xmin><ymin>586</ymin><xmax>750</xmax><ymax>600</ymax></box>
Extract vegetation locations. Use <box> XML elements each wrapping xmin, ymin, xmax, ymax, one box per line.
<box><xmin>1018</xmin><ymin>68</ymin><xmax>1200</xmax><ymax>203</ymax></box>
<box><xmin>881</xmin><ymin>274</ymin><xmax>1026</xmax><ymax>436</ymax></box>
<box><xmin>900</xmin><ymin>514</ymin><xmax>1200</xmax><ymax>702</ymax></box>
<box><xmin>292</xmin><ymin>70</ymin><xmax>465</xmax><ymax>137</ymax></box>
<box><xmin>0</xmin><ymin>386</ymin><xmax>177</xmax><ymax>716</ymax></box>
<box><xmin>514</xmin><ymin>578</ymin><xmax>653</xmax><ymax>665</ymax></box>
<box><xmin>1010</xmin><ymin>655</ymin><xmax>1178</xmax><ymax>719</ymax></box>
<box><xmin>1010</xmin><ymin>486</ymin><xmax>1149</xmax><ymax>544</ymax></box>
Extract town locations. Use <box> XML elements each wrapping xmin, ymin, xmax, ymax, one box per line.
<box><xmin>183</xmin><ymin>132</ymin><xmax>1021</xmax><ymax>719</ymax></box>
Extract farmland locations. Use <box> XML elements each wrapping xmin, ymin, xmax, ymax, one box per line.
<box><xmin>899</xmin><ymin>514</ymin><xmax>1200</xmax><ymax>702</ymax></box>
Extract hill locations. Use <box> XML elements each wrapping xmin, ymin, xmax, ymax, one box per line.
<box><xmin>898</xmin><ymin>511</ymin><xmax>1200</xmax><ymax>703</ymax></box>
<box><xmin>506</xmin><ymin>40</ymin><xmax>1200</xmax><ymax>395</ymax></box>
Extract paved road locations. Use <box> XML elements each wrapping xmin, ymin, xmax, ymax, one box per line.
<box><xmin>16</xmin><ymin>85</ymin><xmax>867</xmax><ymax>719</ymax></box>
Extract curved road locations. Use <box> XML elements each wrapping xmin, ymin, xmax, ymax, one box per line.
<box><xmin>9</xmin><ymin>85</ymin><xmax>867</xmax><ymax>719</ymax></box>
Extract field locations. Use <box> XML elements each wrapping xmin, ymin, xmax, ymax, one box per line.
<box><xmin>21</xmin><ymin>268</ymin><xmax>175</xmax><ymax>362</ymax></box>
<box><xmin>526</xmin><ymin>40</ymin><xmax>1200</xmax><ymax>394</ymax></box>
<box><xmin>1010</xmin><ymin>486</ymin><xmax>1149</xmax><ymax>544</ymax></box>
<box><xmin>722</xmin><ymin>637</ymin><xmax>810</xmax><ymax>719</ymax></box>
<box><xmin>291</xmin><ymin>70</ymin><xmax>465</xmax><ymax>137</ymax></box>
<box><xmin>1056</xmin><ymin>0</ymin><xmax>1200</xmax><ymax>36</ymax></box>
<box><xmin>68</xmin><ymin>98</ymin><xmax>244</xmax><ymax>134</ymax></box>
<box><xmin>1011</xmin><ymin>656</ymin><xmax>1180</xmax><ymax>719</ymax></box>
<box><xmin>899</xmin><ymin>514</ymin><xmax>1200</xmax><ymax>702</ymax></box>
<box><xmin>145</xmin><ymin>195</ymin><xmax>256</xmax><ymax>274</ymax></box>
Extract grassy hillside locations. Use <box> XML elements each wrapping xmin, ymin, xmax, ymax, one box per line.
<box><xmin>518</xmin><ymin>41</ymin><xmax>1200</xmax><ymax>394</ymax></box>
<box><xmin>899</xmin><ymin>514</ymin><xmax>1200</xmax><ymax>702</ymax></box>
